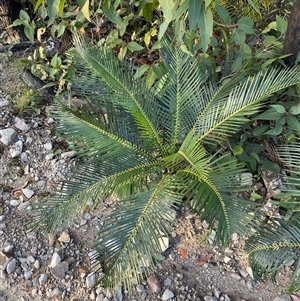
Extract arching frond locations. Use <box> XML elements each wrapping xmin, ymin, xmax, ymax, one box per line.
<box><xmin>28</xmin><ymin>160</ymin><xmax>161</xmax><ymax>234</ymax></box>
<box><xmin>154</xmin><ymin>37</ymin><xmax>209</xmax><ymax>149</ymax></box>
<box><xmin>51</xmin><ymin>100</ymin><xmax>153</xmax><ymax>162</ymax></box>
<box><xmin>185</xmin><ymin>66</ymin><xmax>300</xmax><ymax>146</ymax></box>
<box><xmin>90</xmin><ymin>176</ymin><xmax>179</xmax><ymax>289</ymax></box>
<box><xmin>67</xmin><ymin>35</ymin><xmax>167</xmax><ymax>155</ymax></box>
<box><xmin>175</xmin><ymin>142</ymin><xmax>257</xmax><ymax>245</ymax></box>
<box><xmin>246</xmin><ymin>219</ymin><xmax>300</xmax><ymax>285</ymax></box>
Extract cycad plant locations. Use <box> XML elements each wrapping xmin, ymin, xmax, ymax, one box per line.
<box><xmin>29</xmin><ymin>35</ymin><xmax>300</xmax><ymax>290</ymax></box>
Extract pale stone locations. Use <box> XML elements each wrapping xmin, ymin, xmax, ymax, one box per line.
<box><xmin>22</xmin><ymin>188</ymin><xmax>34</xmax><ymax>199</ymax></box>
<box><xmin>162</xmin><ymin>289</ymin><xmax>174</xmax><ymax>300</ymax></box>
<box><xmin>39</xmin><ymin>273</ymin><xmax>48</xmax><ymax>285</ymax></box>
<box><xmin>58</xmin><ymin>231</ymin><xmax>70</xmax><ymax>243</ymax></box>
<box><xmin>0</xmin><ymin>128</ymin><xmax>17</xmax><ymax>145</ymax></box>
<box><xmin>50</xmin><ymin>261</ymin><xmax>69</xmax><ymax>279</ymax></box>
<box><xmin>10</xmin><ymin>140</ymin><xmax>23</xmax><ymax>158</ymax></box>
<box><xmin>15</xmin><ymin>119</ymin><xmax>30</xmax><ymax>132</ymax></box>
<box><xmin>86</xmin><ymin>272</ymin><xmax>96</xmax><ymax>288</ymax></box>
<box><xmin>43</xmin><ymin>142</ymin><xmax>52</xmax><ymax>150</ymax></box>
<box><xmin>10</xmin><ymin>199</ymin><xmax>20</xmax><ymax>207</ymax></box>
<box><xmin>164</xmin><ymin>277</ymin><xmax>172</xmax><ymax>286</ymax></box>
<box><xmin>6</xmin><ymin>258</ymin><xmax>17</xmax><ymax>274</ymax></box>
<box><xmin>49</xmin><ymin>252</ymin><xmax>61</xmax><ymax>268</ymax></box>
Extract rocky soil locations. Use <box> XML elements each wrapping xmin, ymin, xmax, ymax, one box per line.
<box><xmin>0</xmin><ymin>52</ymin><xmax>298</xmax><ymax>301</ymax></box>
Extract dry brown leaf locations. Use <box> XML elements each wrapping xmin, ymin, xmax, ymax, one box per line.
<box><xmin>178</xmin><ymin>247</ymin><xmax>189</xmax><ymax>259</ymax></box>
<box><xmin>79</xmin><ymin>265</ymin><xmax>89</xmax><ymax>274</ymax></box>
<box><xmin>37</xmin><ymin>27</ymin><xmax>46</xmax><ymax>42</ymax></box>
<box><xmin>12</xmin><ymin>179</ymin><xmax>29</xmax><ymax>192</ymax></box>
<box><xmin>12</xmin><ymin>190</ymin><xmax>24</xmax><ymax>199</ymax></box>
<box><xmin>196</xmin><ymin>253</ymin><xmax>214</xmax><ymax>265</ymax></box>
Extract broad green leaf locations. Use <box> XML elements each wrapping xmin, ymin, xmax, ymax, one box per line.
<box><xmin>58</xmin><ymin>0</ymin><xmax>66</xmax><ymax>16</ymax></box>
<box><xmin>8</xmin><ymin>19</ymin><xmax>24</xmax><ymax>27</ymax></box>
<box><xmin>188</xmin><ymin>0</ymin><xmax>203</xmax><ymax>31</ymax></box>
<box><xmin>20</xmin><ymin>9</ymin><xmax>30</xmax><ymax>21</ymax></box>
<box><xmin>80</xmin><ymin>0</ymin><xmax>90</xmax><ymax>21</ymax></box>
<box><xmin>159</xmin><ymin>0</ymin><xmax>179</xmax><ymax>23</ymax></box>
<box><xmin>237</xmin><ymin>17</ymin><xmax>254</xmax><ymax>34</ymax></box>
<box><xmin>144</xmin><ymin>32</ymin><xmax>151</xmax><ymax>47</ymax></box>
<box><xmin>142</xmin><ymin>2</ymin><xmax>157</xmax><ymax>22</ymax></box>
<box><xmin>127</xmin><ymin>42</ymin><xmax>144</xmax><ymax>52</ymax></box>
<box><xmin>264</xmin><ymin>123</ymin><xmax>284</xmax><ymax>136</ymax></box>
<box><xmin>120</xmin><ymin>14</ymin><xmax>134</xmax><ymax>36</ymax></box>
<box><xmin>232</xmin><ymin>28</ymin><xmax>246</xmax><ymax>45</ymax></box>
<box><xmin>240</xmin><ymin>43</ymin><xmax>252</xmax><ymax>57</ymax></box>
<box><xmin>276</xmin><ymin>15</ymin><xmax>287</xmax><ymax>34</ymax></box>
<box><xmin>262</xmin><ymin>35</ymin><xmax>276</xmax><ymax>48</ymax></box>
<box><xmin>287</xmin><ymin>115</ymin><xmax>300</xmax><ymax>134</ymax></box>
<box><xmin>180</xmin><ymin>44</ymin><xmax>192</xmax><ymax>55</ymax></box>
<box><xmin>233</xmin><ymin>145</ymin><xmax>243</xmax><ymax>156</ymax></box>
<box><xmin>270</xmin><ymin>104</ymin><xmax>286</xmax><ymax>114</ymax></box>
<box><xmin>231</xmin><ymin>56</ymin><xmax>243</xmax><ymax>72</ymax></box>
<box><xmin>158</xmin><ymin>21</ymin><xmax>169</xmax><ymax>40</ymax></box>
<box><xmin>118</xmin><ymin>46</ymin><xmax>128</xmax><ymax>61</ymax></box>
<box><xmin>47</xmin><ymin>0</ymin><xmax>60</xmax><ymax>19</ymax></box>
<box><xmin>151</xmin><ymin>40</ymin><xmax>161</xmax><ymax>50</ymax></box>
<box><xmin>262</xmin><ymin>21</ymin><xmax>277</xmax><ymax>34</ymax></box>
<box><xmin>261</xmin><ymin>58</ymin><xmax>277</xmax><ymax>68</ymax></box>
<box><xmin>255</xmin><ymin>108</ymin><xmax>282</xmax><ymax>120</ymax></box>
<box><xmin>145</xmin><ymin>66</ymin><xmax>157</xmax><ymax>88</ymax></box>
<box><xmin>175</xmin><ymin>18</ymin><xmax>185</xmax><ymax>43</ymax></box>
<box><xmin>103</xmin><ymin>0</ymin><xmax>122</xmax><ymax>26</ymax></box>
<box><xmin>249</xmin><ymin>156</ymin><xmax>257</xmax><ymax>171</ymax></box>
<box><xmin>173</xmin><ymin>1</ymin><xmax>189</xmax><ymax>20</ymax></box>
<box><xmin>262</xmin><ymin>159</ymin><xmax>280</xmax><ymax>173</ymax></box>
<box><xmin>215</xmin><ymin>4</ymin><xmax>231</xmax><ymax>25</ymax></box>
<box><xmin>24</xmin><ymin>25</ymin><xmax>34</xmax><ymax>42</ymax></box>
<box><xmin>250</xmin><ymin>152</ymin><xmax>260</xmax><ymax>162</ymax></box>
<box><xmin>134</xmin><ymin>64</ymin><xmax>150</xmax><ymax>79</ymax></box>
<box><xmin>290</xmin><ymin>103</ymin><xmax>300</xmax><ymax>115</ymax></box>
<box><xmin>34</xmin><ymin>0</ymin><xmax>44</xmax><ymax>12</ymax></box>
<box><xmin>205</xmin><ymin>0</ymin><xmax>213</xmax><ymax>9</ymax></box>
<box><xmin>57</xmin><ymin>23</ymin><xmax>66</xmax><ymax>37</ymax></box>
<box><xmin>199</xmin><ymin>6</ymin><xmax>213</xmax><ymax>53</ymax></box>
<box><xmin>252</xmin><ymin>125</ymin><xmax>269</xmax><ymax>136</ymax></box>
<box><xmin>251</xmin><ymin>192</ymin><xmax>262</xmax><ymax>200</ymax></box>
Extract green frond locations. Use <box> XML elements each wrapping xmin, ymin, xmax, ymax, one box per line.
<box><xmin>155</xmin><ymin>38</ymin><xmax>209</xmax><ymax>149</ymax></box>
<box><xmin>51</xmin><ymin>100</ymin><xmax>154</xmax><ymax>161</ymax></box>
<box><xmin>186</xmin><ymin>66</ymin><xmax>300</xmax><ymax>146</ymax></box>
<box><xmin>276</xmin><ymin>142</ymin><xmax>300</xmax><ymax>198</ymax></box>
<box><xmin>90</xmin><ymin>176</ymin><xmax>179</xmax><ymax>289</ymax></box>
<box><xmin>67</xmin><ymin>35</ymin><xmax>166</xmax><ymax>155</ymax></box>
<box><xmin>28</xmin><ymin>160</ymin><xmax>162</xmax><ymax>234</ymax></box>
<box><xmin>174</xmin><ymin>150</ymin><xmax>258</xmax><ymax>245</ymax></box>
<box><xmin>246</xmin><ymin>219</ymin><xmax>300</xmax><ymax>284</ymax></box>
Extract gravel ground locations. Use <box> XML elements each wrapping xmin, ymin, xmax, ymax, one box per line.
<box><xmin>0</xmin><ymin>52</ymin><xmax>298</xmax><ymax>301</ymax></box>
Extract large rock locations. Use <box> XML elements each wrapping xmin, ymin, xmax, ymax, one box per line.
<box><xmin>10</xmin><ymin>140</ymin><xmax>23</xmax><ymax>158</ymax></box>
<box><xmin>15</xmin><ymin>119</ymin><xmax>30</xmax><ymax>132</ymax></box>
<box><xmin>49</xmin><ymin>252</ymin><xmax>61</xmax><ymax>268</ymax></box>
<box><xmin>6</xmin><ymin>258</ymin><xmax>17</xmax><ymax>274</ymax></box>
<box><xmin>0</xmin><ymin>128</ymin><xmax>17</xmax><ymax>145</ymax></box>
<box><xmin>161</xmin><ymin>289</ymin><xmax>174</xmax><ymax>300</ymax></box>
<box><xmin>50</xmin><ymin>261</ymin><xmax>69</xmax><ymax>279</ymax></box>
<box><xmin>147</xmin><ymin>275</ymin><xmax>161</xmax><ymax>293</ymax></box>
<box><xmin>86</xmin><ymin>272</ymin><xmax>96</xmax><ymax>288</ymax></box>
